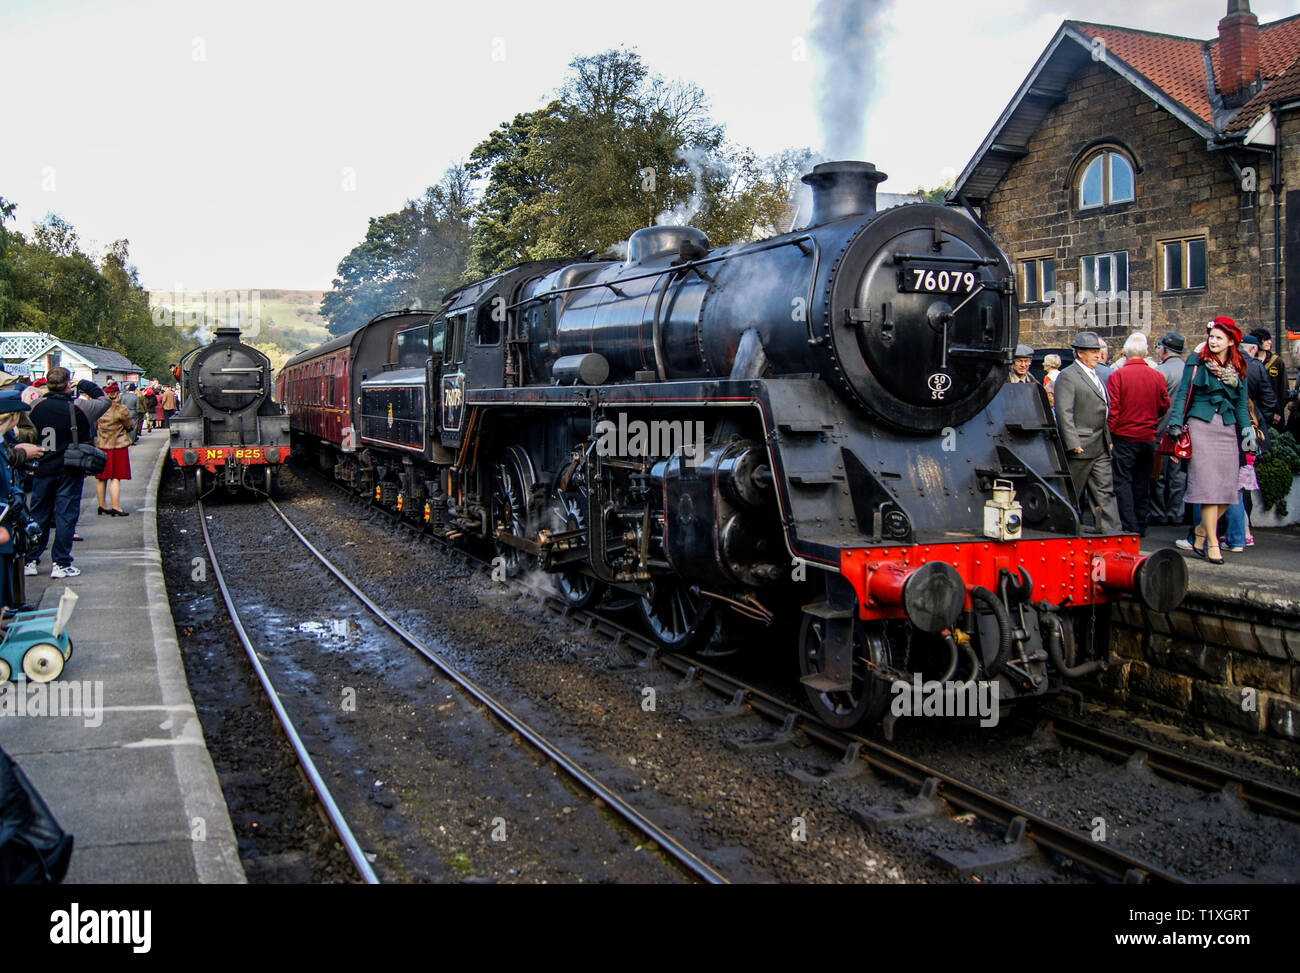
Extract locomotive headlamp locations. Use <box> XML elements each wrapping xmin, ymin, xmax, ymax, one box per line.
<box><xmin>181</xmin><ymin>449</ymin><xmax>198</xmax><ymax>467</ymax></box>
<box><xmin>265</xmin><ymin>447</ymin><xmax>281</xmax><ymax>464</ymax></box>
<box><xmin>984</xmin><ymin>479</ymin><xmax>1023</xmax><ymax>541</ymax></box>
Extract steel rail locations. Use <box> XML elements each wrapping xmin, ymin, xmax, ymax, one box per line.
<box><xmin>342</xmin><ymin>484</ymin><xmax>1185</xmax><ymax>883</ymax></box>
<box><xmin>1046</xmin><ymin>716</ymin><xmax>1300</xmax><ymax>823</ymax></box>
<box><xmin>197</xmin><ymin>501</ymin><xmax>380</xmax><ymax>885</ymax></box>
<box><xmin>264</xmin><ymin>497</ymin><xmax>729</xmax><ymax>885</ymax></box>
<box><xmin>533</xmin><ymin>600</ymin><xmax>1189</xmax><ymax>885</ymax></box>
<box><xmin>306</xmin><ymin>465</ymin><xmax>1300</xmax><ymax>884</ymax></box>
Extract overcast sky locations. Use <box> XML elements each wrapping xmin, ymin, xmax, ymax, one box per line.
<box><xmin>1</xmin><ymin>0</ymin><xmax>1292</xmax><ymax>293</ymax></box>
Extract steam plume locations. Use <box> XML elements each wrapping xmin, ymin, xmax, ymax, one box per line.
<box><xmin>809</xmin><ymin>0</ymin><xmax>894</xmax><ymax>160</ymax></box>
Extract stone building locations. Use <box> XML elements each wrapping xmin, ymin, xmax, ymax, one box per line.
<box><xmin>951</xmin><ymin>1</ymin><xmax>1300</xmax><ymax>362</ymax></box>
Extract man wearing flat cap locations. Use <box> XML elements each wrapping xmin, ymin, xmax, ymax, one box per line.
<box><xmin>1007</xmin><ymin>344</ymin><xmax>1035</xmax><ymax>383</ymax></box>
<box><xmin>1149</xmin><ymin>332</ymin><xmax>1189</xmax><ymax>524</ymax></box>
<box><xmin>1054</xmin><ymin>331</ymin><xmax>1121</xmax><ymax>533</ymax></box>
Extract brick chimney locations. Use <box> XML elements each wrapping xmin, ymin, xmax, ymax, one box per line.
<box><xmin>1218</xmin><ymin>0</ymin><xmax>1260</xmax><ymax>106</ymax></box>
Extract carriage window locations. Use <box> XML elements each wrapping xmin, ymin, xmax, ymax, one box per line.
<box><xmin>449</xmin><ymin>314</ymin><xmax>467</xmax><ymax>363</ymax></box>
<box><xmin>476</xmin><ymin>299</ymin><xmax>501</xmax><ymax>345</ymax></box>
<box><xmin>395</xmin><ymin>326</ymin><xmax>431</xmax><ymax>368</ymax></box>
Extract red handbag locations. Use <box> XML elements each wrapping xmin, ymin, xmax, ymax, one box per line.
<box><xmin>1156</xmin><ymin>365</ymin><xmax>1196</xmax><ymax>459</ymax></box>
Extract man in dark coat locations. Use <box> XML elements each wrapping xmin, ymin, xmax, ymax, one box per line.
<box><xmin>1054</xmin><ymin>331</ymin><xmax>1121</xmax><ymax>533</ymax></box>
<box><xmin>1149</xmin><ymin>331</ymin><xmax>1189</xmax><ymax>524</ymax></box>
<box><xmin>1250</xmin><ymin>328</ymin><xmax>1287</xmax><ymax>431</ymax></box>
<box><xmin>1241</xmin><ymin>335</ymin><xmax>1278</xmax><ymax>450</ymax></box>
<box><xmin>26</xmin><ymin>367</ymin><xmax>90</xmax><ymax>579</ymax></box>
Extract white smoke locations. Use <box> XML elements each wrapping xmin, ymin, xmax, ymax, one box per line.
<box><xmin>808</xmin><ymin>0</ymin><xmax>895</xmax><ymax>161</ymax></box>
<box><xmin>656</xmin><ymin>144</ymin><xmax>722</xmax><ymax>227</ymax></box>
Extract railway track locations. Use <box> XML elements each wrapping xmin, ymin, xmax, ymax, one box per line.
<box><xmin>199</xmin><ymin>496</ymin><xmax>729</xmax><ymax>885</ymax></box>
<box><xmin>198</xmin><ymin>500</ymin><xmax>379</xmax><ymax>884</ymax></box>
<box><xmin>306</xmin><ymin>466</ymin><xmax>1300</xmax><ymax>884</ymax></box>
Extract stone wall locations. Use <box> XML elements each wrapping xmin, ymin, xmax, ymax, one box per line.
<box><xmin>1092</xmin><ymin>594</ymin><xmax>1299</xmax><ymax>740</ymax></box>
<box><xmin>983</xmin><ymin>60</ymin><xmax>1275</xmax><ymax>353</ymax></box>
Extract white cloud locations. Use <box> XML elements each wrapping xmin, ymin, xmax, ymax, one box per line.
<box><xmin>0</xmin><ymin>0</ymin><xmax>1279</xmax><ymax>290</ymax></box>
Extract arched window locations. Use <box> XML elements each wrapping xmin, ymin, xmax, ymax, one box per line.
<box><xmin>1077</xmin><ymin>147</ymin><xmax>1135</xmax><ymax>209</ymax></box>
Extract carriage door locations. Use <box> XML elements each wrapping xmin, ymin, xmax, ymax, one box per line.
<box><xmin>440</xmin><ymin>314</ymin><xmax>467</xmax><ymax>448</ymax></box>
<box><xmin>427</xmin><ymin>317</ymin><xmax>446</xmax><ymax>452</ymax></box>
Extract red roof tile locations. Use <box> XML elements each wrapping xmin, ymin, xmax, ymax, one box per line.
<box><xmin>1069</xmin><ymin>13</ymin><xmax>1300</xmax><ymax>131</ymax></box>
<box><xmin>1226</xmin><ymin>53</ymin><xmax>1300</xmax><ymax>132</ymax></box>
<box><xmin>1069</xmin><ymin>22</ymin><xmax>1215</xmax><ymax>123</ymax></box>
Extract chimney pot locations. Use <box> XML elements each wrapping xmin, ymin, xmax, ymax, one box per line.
<box><xmin>1218</xmin><ymin>0</ymin><xmax>1260</xmax><ymax>104</ymax></box>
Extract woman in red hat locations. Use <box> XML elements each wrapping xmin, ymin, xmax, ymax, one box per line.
<box><xmin>94</xmin><ymin>382</ymin><xmax>133</xmax><ymax>515</ymax></box>
<box><xmin>1164</xmin><ymin>317</ymin><xmax>1255</xmax><ymax>564</ymax></box>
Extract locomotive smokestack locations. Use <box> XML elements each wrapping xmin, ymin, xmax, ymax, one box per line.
<box><xmin>802</xmin><ymin>160</ymin><xmax>887</xmax><ymax>226</ymax></box>
<box><xmin>214</xmin><ymin>325</ymin><xmax>242</xmax><ymax>343</ymax></box>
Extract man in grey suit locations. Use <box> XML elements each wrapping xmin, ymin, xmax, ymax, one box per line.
<box><xmin>1148</xmin><ymin>331</ymin><xmax>1188</xmax><ymax>524</ymax></box>
<box><xmin>1055</xmin><ymin>331</ymin><xmax>1121</xmax><ymax>533</ymax></box>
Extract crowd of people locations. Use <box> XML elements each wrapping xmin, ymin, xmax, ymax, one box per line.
<box><xmin>0</xmin><ymin>366</ymin><xmax>181</xmax><ymax>613</ymax></box>
<box><xmin>1013</xmin><ymin>319</ymin><xmax>1295</xmax><ymax>563</ymax></box>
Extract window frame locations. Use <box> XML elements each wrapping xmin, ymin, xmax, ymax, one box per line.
<box><xmin>1158</xmin><ymin>234</ymin><xmax>1208</xmax><ymax>294</ymax></box>
<box><xmin>1075</xmin><ymin>147</ymin><xmax>1136</xmax><ymax>211</ymax></box>
<box><xmin>1019</xmin><ymin>253</ymin><xmax>1056</xmax><ymax>306</ymax></box>
<box><xmin>1078</xmin><ymin>250</ymin><xmax>1130</xmax><ymax>302</ymax></box>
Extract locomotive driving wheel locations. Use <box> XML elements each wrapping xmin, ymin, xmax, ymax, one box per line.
<box><xmin>639</xmin><ymin>581</ymin><xmax>713</xmax><ymax>649</ymax></box>
<box><xmin>492</xmin><ymin>448</ymin><xmax>535</xmax><ymax>579</ymax></box>
<box><xmin>548</xmin><ymin>488</ymin><xmax>602</xmax><ymax>609</ymax></box>
<box><xmin>798</xmin><ymin>615</ymin><xmax>893</xmax><ymax>729</ymax></box>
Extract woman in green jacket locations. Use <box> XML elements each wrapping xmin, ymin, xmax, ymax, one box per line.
<box><xmin>1165</xmin><ymin>317</ymin><xmax>1256</xmax><ymax>564</ymax></box>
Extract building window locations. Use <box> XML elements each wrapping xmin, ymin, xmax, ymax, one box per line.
<box><xmin>1020</xmin><ymin>255</ymin><xmax>1055</xmax><ymax>304</ymax></box>
<box><xmin>1159</xmin><ymin>236</ymin><xmax>1207</xmax><ymax>291</ymax></box>
<box><xmin>1080</xmin><ymin>251</ymin><xmax>1129</xmax><ymax>299</ymax></box>
<box><xmin>1077</xmin><ymin>149</ymin><xmax>1135</xmax><ymax>209</ymax></box>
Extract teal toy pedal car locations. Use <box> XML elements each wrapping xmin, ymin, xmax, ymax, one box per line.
<box><xmin>0</xmin><ymin>602</ymin><xmax>75</xmax><ymax>684</ymax></box>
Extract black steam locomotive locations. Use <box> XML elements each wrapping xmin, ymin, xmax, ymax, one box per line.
<box><xmin>283</xmin><ymin>161</ymin><xmax>1186</xmax><ymax>729</ymax></box>
<box><xmin>171</xmin><ymin>325</ymin><xmax>292</xmax><ymax>496</ymax></box>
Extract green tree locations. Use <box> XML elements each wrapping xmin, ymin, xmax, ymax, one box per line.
<box><xmin>319</xmin><ymin>206</ymin><xmax>422</xmax><ymax>337</ymax></box>
<box><xmin>467</xmin><ymin>49</ymin><xmax>726</xmax><ymax>274</ymax></box>
<box><xmin>320</xmin><ymin>165</ymin><xmax>476</xmax><ymax>336</ymax></box>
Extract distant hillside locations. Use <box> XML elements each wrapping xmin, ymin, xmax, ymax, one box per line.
<box><xmin>148</xmin><ymin>288</ymin><xmax>329</xmax><ymax>371</ymax></box>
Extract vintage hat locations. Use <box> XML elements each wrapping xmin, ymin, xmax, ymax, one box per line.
<box><xmin>104</xmin><ymin>381</ymin><xmax>120</xmax><ymax>394</ymax></box>
<box><xmin>1013</xmin><ymin>344</ymin><xmax>1034</xmax><ymax>358</ymax></box>
<box><xmin>32</xmin><ymin>377</ymin><xmax>47</xmax><ymax>387</ymax></box>
<box><xmin>1241</xmin><ymin>335</ymin><xmax>1261</xmax><ymax>348</ymax></box>
<box><xmin>1070</xmin><ymin>331</ymin><xmax>1102</xmax><ymax>350</ymax></box>
<box><xmin>1209</xmin><ymin>316</ymin><xmax>1243</xmax><ymax>345</ymax></box>
<box><xmin>1250</xmin><ymin>328</ymin><xmax>1270</xmax><ymax>344</ymax></box>
<box><xmin>1158</xmin><ymin>331</ymin><xmax>1185</xmax><ymax>353</ymax></box>
<box><xmin>0</xmin><ymin>389</ymin><xmax>31</xmax><ymax>415</ymax></box>
<box><xmin>76</xmin><ymin>379</ymin><xmax>103</xmax><ymax>398</ymax></box>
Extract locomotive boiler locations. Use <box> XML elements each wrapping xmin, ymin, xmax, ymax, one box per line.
<box><xmin>171</xmin><ymin>325</ymin><xmax>292</xmax><ymax>496</ymax></box>
<box><xmin>286</xmin><ymin>160</ymin><xmax>1187</xmax><ymax>731</ymax></box>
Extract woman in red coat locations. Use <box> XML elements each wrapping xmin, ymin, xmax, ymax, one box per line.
<box><xmin>94</xmin><ymin>383</ymin><xmax>134</xmax><ymax>515</ymax></box>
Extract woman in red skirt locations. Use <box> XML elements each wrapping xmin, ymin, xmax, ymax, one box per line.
<box><xmin>95</xmin><ymin>383</ymin><xmax>134</xmax><ymax>515</ymax></box>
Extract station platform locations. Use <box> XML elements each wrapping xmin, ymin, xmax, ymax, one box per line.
<box><xmin>0</xmin><ymin>428</ymin><xmax>244</xmax><ymax>883</ymax></box>
<box><xmin>1141</xmin><ymin>523</ymin><xmax>1300</xmax><ymax>613</ymax></box>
